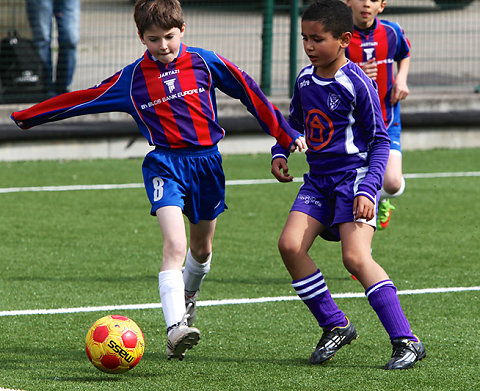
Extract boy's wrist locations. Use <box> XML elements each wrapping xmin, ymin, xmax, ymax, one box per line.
<box><xmin>271</xmin><ymin>153</ymin><xmax>288</xmax><ymax>163</ymax></box>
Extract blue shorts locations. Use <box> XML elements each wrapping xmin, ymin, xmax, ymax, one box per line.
<box><xmin>387</xmin><ymin>104</ymin><xmax>402</xmax><ymax>153</ymax></box>
<box><xmin>290</xmin><ymin>169</ymin><xmax>378</xmax><ymax>241</ymax></box>
<box><xmin>142</xmin><ymin>145</ymin><xmax>227</xmax><ymax>224</ymax></box>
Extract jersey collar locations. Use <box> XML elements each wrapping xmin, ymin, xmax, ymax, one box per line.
<box><xmin>354</xmin><ymin>17</ymin><xmax>378</xmax><ymax>34</ymax></box>
<box><xmin>144</xmin><ymin>43</ymin><xmax>187</xmax><ymax>64</ymax></box>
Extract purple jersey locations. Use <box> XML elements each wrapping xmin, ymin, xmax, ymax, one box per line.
<box><xmin>272</xmin><ymin>61</ymin><xmax>390</xmax><ymax>203</ymax></box>
<box><xmin>12</xmin><ymin>44</ymin><xmax>300</xmax><ymax>151</ymax></box>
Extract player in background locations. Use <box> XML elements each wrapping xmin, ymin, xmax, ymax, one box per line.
<box><xmin>345</xmin><ymin>0</ymin><xmax>411</xmax><ymax>229</ymax></box>
<box><xmin>11</xmin><ymin>0</ymin><xmax>305</xmax><ymax>361</ymax></box>
<box><xmin>271</xmin><ymin>0</ymin><xmax>425</xmax><ymax>369</ymax></box>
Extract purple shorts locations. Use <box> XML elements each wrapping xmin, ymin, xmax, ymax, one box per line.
<box><xmin>290</xmin><ymin>169</ymin><xmax>378</xmax><ymax>241</ymax></box>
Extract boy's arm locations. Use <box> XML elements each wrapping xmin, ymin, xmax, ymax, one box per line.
<box><xmin>353</xmin><ymin>195</ymin><xmax>376</xmax><ymax>221</ymax></box>
<box><xmin>354</xmin><ymin>75</ymin><xmax>391</xmax><ymax>203</ymax></box>
<box><xmin>270</xmin><ymin>80</ymin><xmax>305</xmax><ymax>182</ymax></box>
<box><xmin>11</xmin><ymin>71</ymin><xmax>129</xmax><ymax>129</ymax></box>
<box><xmin>360</xmin><ymin>58</ymin><xmax>378</xmax><ymax>81</ymax></box>
<box><xmin>390</xmin><ymin>56</ymin><xmax>410</xmax><ymax>105</ymax></box>
<box><xmin>389</xmin><ymin>20</ymin><xmax>411</xmax><ymax>106</ymax></box>
<box><xmin>207</xmin><ymin>52</ymin><xmax>302</xmax><ymax>150</ymax></box>
<box><xmin>271</xmin><ymin>156</ymin><xmax>293</xmax><ymax>182</ymax></box>
<box><xmin>271</xmin><ymin>141</ymin><xmax>294</xmax><ymax>182</ymax></box>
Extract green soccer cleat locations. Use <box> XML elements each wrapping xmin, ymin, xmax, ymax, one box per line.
<box><xmin>384</xmin><ymin>337</ymin><xmax>426</xmax><ymax>370</ymax></box>
<box><xmin>310</xmin><ymin>318</ymin><xmax>358</xmax><ymax>365</ymax></box>
<box><xmin>377</xmin><ymin>199</ymin><xmax>396</xmax><ymax>230</ymax></box>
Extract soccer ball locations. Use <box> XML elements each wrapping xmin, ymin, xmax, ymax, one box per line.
<box><xmin>85</xmin><ymin>315</ymin><xmax>145</xmax><ymax>374</ymax></box>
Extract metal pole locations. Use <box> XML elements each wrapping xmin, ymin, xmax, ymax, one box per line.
<box><xmin>261</xmin><ymin>0</ymin><xmax>274</xmax><ymax>95</ymax></box>
<box><xmin>289</xmin><ymin>0</ymin><xmax>299</xmax><ymax>97</ymax></box>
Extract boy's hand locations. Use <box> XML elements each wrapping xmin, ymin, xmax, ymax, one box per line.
<box><xmin>271</xmin><ymin>157</ymin><xmax>293</xmax><ymax>182</ymax></box>
<box><xmin>361</xmin><ymin>58</ymin><xmax>378</xmax><ymax>80</ymax></box>
<box><xmin>290</xmin><ymin>136</ymin><xmax>306</xmax><ymax>153</ymax></box>
<box><xmin>353</xmin><ymin>195</ymin><xmax>375</xmax><ymax>221</ymax></box>
<box><xmin>390</xmin><ymin>79</ymin><xmax>409</xmax><ymax>105</ymax></box>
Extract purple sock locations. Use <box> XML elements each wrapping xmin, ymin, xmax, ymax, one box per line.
<box><xmin>366</xmin><ymin>280</ymin><xmax>417</xmax><ymax>342</ymax></box>
<box><xmin>292</xmin><ymin>269</ymin><xmax>346</xmax><ymax>329</ymax></box>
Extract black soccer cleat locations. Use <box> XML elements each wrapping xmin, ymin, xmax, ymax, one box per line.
<box><xmin>310</xmin><ymin>318</ymin><xmax>358</xmax><ymax>365</ymax></box>
<box><xmin>384</xmin><ymin>337</ymin><xmax>426</xmax><ymax>370</ymax></box>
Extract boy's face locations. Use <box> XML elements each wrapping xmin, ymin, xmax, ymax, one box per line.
<box><xmin>139</xmin><ymin>24</ymin><xmax>185</xmax><ymax>64</ymax></box>
<box><xmin>302</xmin><ymin>20</ymin><xmax>351</xmax><ymax>76</ymax></box>
<box><xmin>346</xmin><ymin>0</ymin><xmax>386</xmax><ymax>29</ymax></box>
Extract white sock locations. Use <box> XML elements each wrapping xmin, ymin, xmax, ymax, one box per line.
<box><xmin>380</xmin><ymin>176</ymin><xmax>405</xmax><ymax>200</ymax></box>
<box><xmin>183</xmin><ymin>249</ymin><xmax>211</xmax><ymax>292</ymax></box>
<box><xmin>158</xmin><ymin>270</ymin><xmax>186</xmax><ymax>331</ymax></box>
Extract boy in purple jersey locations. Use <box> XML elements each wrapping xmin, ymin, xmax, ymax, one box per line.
<box><xmin>346</xmin><ymin>0</ymin><xmax>411</xmax><ymax>229</ymax></box>
<box><xmin>11</xmin><ymin>0</ymin><xmax>305</xmax><ymax>360</ymax></box>
<box><xmin>271</xmin><ymin>0</ymin><xmax>425</xmax><ymax>370</ymax></box>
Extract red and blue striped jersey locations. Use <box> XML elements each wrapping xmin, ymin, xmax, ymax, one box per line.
<box><xmin>11</xmin><ymin>44</ymin><xmax>300</xmax><ymax>150</ymax></box>
<box><xmin>345</xmin><ymin>18</ymin><xmax>410</xmax><ymax>129</ymax></box>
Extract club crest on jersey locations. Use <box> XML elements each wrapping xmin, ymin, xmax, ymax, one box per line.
<box><xmin>363</xmin><ymin>48</ymin><xmax>375</xmax><ymax>61</ymax></box>
<box><xmin>164</xmin><ymin>79</ymin><xmax>176</xmax><ymax>93</ymax></box>
<box><xmin>327</xmin><ymin>93</ymin><xmax>340</xmax><ymax>111</ymax></box>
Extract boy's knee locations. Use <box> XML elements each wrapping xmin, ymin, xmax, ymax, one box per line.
<box><xmin>189</xmin><ymin>237</ymin><xmax>213</xmax><ymax>262</ymax></box>
<box><xmin>278</xmin><ymin>236</ymin><xmax>302</xmax><ymax>259</ymax></box>
<box><xmin>163</xmin><ymin>237</ymin><xmax>187</xmax><ymax>260</ymax></box>
<box><xmin>189</xmin><ymin>247</ymin><xmax>211</xmax><ymax>263</ymax></box>
<box><xmin>342</xmin><ymin>251</ymin><xmax>364</xmax><ymax>274</ymax></box>
<box><xmin>382</xmin><ymin>176</ymin><xmax>405</xmax><ymax>198</ymax></box>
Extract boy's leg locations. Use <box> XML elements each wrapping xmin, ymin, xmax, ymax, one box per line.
<box><xmin>278</xmin><ymin>211</ymin><xmax>323</xmax><ymax>281</ymax></box>
<box><xmin>381</xmin><ymin>152</ymin><xmax>404</xmax><ymax>198</ymax></box>
<box><xmin>340</xmin><ymin>222</ymin><xmax>389</xmax><ymax>288</ymax></box>
<box><xmin>156</xmin><ymin>206</ymin><xmax>200</xmax><ymax>360</ymax></box>
<box><xmin>183</xmin><ymin>219</ymin><xmax>216</xmax><ymax>326</ymax></box>
<box><xmin>340</xmin><ymin>222</ymin><xmax>425</xmax><ymax>369</ymax></box>
<box><xmin>378</xmin><ymin>141</ymin><xmax>404</xmax><ymax>230</ymax></box>
<box><xmin>366</xmin><ymin>281</ymin><xmax>426</xmax><ymax>369</ymax></box>
<box><xmin>279</xmin><ymin>211</ymin><xmax>356</xmax><ymax>364</ymax></box>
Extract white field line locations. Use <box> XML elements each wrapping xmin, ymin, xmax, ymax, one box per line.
<box><xmin>1</xmin><ymin>286</ymin><xmax>479</xmax><ymax>317</ymax></box>
<box><xmin>0</xmin><ymin>171</ymin><xmax>479</xmax><ymax>194</ymax></box>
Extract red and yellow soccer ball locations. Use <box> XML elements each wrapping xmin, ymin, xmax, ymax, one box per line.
<box><xmin>85</xmin><ymin>315</ymin><xmax>145</xmax><ymax>374</ymax></box>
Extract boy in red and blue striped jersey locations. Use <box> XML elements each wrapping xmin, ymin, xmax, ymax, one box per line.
<box><xmin>345</xmin><ymin>0</ymin><xmax>411</xmax><ymax>229</ymax></box>
<box><xmin>11</xmin><ymin>0</ymin><xmax>305</xmax><ymax>361</ymax></box>
<box><xmin>271</xmin><ymin>0</ymin><xmax>424</xmax><ymax>370</ymax></box>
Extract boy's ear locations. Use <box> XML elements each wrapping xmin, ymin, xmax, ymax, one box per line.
<box><xmin>340</xmin><ymin>32</ymin><xmax>352</xmax><ymax>48</ymax></box>
<box><xmin>379</xmin><ymin>1</ymin><xmax>387</xmax><ymax>13</ymax></box>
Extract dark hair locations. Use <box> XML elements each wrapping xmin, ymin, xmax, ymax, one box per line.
<box><xmin>134</xmin><ymin>0</ymin><xmax>184</xmax><ymax>36</ymax></box>
<box><xmin>302</xmin><ymin>0</ymin><xmax>353</xmax><ymax>38</ymax></box>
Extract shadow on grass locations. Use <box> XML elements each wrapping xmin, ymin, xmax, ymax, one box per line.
<box><xmin>1</xmin><ymin>347</ymin><xmax>163</xmax><ymax>383</ymax></box>
<box><xmin>183</xmin><ymin>353</ymin><xmax>383</xmax><ymax>370</ymax></box>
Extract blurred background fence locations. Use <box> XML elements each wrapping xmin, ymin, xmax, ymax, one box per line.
<box><xmin>0</xmin><ymin>0</ymin><xmax>479</xmax><ymax>103</ymax></box>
